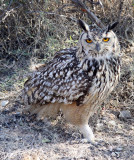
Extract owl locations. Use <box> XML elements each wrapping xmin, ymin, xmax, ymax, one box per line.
<box><xmin>21</xmin><ymin>20</ymin><xmax>121</xmax><ymax>144</ymax></box>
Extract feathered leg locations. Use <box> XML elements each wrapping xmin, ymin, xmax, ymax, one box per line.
<box><xmin>60</xmin><ymin>103</ymin><xmax>95</xmax><ymax>144</ymax></box>
<box><xmin>23</xmin><ymin>103</ymin><xmax>60</xmax><ymax>120</ymax></box>
<box><xmin>78</xmin><ymin>124</ymin><xmax>95</xmax><ymax>144</ymax></box>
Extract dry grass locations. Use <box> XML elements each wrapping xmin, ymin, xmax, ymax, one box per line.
<box><xmin>0</xmin><ymin>0</ymin><xmax>133</xmax><ymax>59</ymax></box>
<box><xmin>0</xmin><ymin>0</ymin><xmax>134</xmax><ymax>160</ymax></box>
<box><xmin>0</xmin><ymin>0</ymin><xmax>133</xmax><ymax>95</ymax></box>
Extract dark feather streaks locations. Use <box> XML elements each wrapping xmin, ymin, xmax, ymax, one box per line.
<box><xmin>22</xmin><ymin>46</ymin><xmax>120</xmax><ymax>107</ymax></box>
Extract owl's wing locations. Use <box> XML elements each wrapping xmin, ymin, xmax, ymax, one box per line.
<box><xmin>22</xmin><ymin>48</ymin><xmax>92</xmax><ymax>106</ymax></box>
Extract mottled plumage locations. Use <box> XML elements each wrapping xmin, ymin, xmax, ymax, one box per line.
<box><xmin>21</xmin><ymin>20</ymin><xmax>121</xmax><ymax>144</ymax></box>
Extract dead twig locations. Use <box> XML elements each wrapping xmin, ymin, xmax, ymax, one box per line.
<box><xmin>72</xmin><ymin>0</ymin><xmax>105</xmax><ymax>28</ymax></box>
<box><xmin>117</xmin><ymin>0</ymin><xmax>124</xmax><ymax>22</ymax></box>
<box><xmin>87</xmin><ymin>0</ymin><xmax>100</xmax><ymax>5</ymax></box>
<box><xmin>0</xmin><ymin>4</ymin><xmax>22</xmax><ymax>22</ymax></box>
<box><xmin>0</xmin><ymin>0</ymin><xmax>13</xmax><ymax>20</ymax></box>
<box><xmin>57</xmin><ymin>4</ymin><xmax>76</xmax><ymax>12</ymax></box>
<box><xmin>26</xmin><ymin>11</ymin><xmax>77</xmax><ymax>22</ymax></box>
<box><xmin>0</xmin><ymin>61</ymin><xmax>16</xmax><ymax>69</ymax></box>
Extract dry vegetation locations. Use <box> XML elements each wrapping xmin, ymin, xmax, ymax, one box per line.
<box><xmin>0</xmin><ymin>0</ymin><xmax>134</xmax><ymax>160</ymax></box>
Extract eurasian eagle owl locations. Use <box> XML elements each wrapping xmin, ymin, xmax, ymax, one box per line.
<box><xmin>21</xmin><ymin>20</ymin><xmax>121</xmax><ymax>144</ymax></box>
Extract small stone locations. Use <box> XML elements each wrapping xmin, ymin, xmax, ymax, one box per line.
<box><xmin>131</xmin><ymin>126</ymin><xmax>134</xmax><ymax>130</ymax></box>
<box><xmin>116</xmin><ymin>147</ymin><xmax>123</xmax><ymax>151</ymax></box>
<box><xmin>108</xmin><ymin>120</ymin><xmax>116</xmax><ymax>127</ymax></box>
<box><xmin>111</xmin><ymin>152</ymin><xmax>116</xmax><ymax>157</ymax></box>
<box><xmin>118</xmin><ymin>124</ymin><xmax>123</xmax><ymax>129</ymax></box>
<box><xmin>1</xmin><ymin>100</ymin><xmax>9</xmax><ymax>107</ymax></box>
<box><xmin>108</xmin><ymin>113</ymin><xmax>116</xmax><ymax>120</ymax></box>
<box><xmin>119</xmin><ymin>110</ymin><xmax>132</xmax><ymax>119</ymax></box>
<box><xmin>108</xmin><ymin>146</ymin><xmax>113</xmax><ymax>151</ymax></box>
<box><xmin>127</xmin><ymin>82</ymin><xmax>133</xmax><ymax>88</ymax></box>
<box><xmin>115</xmin><ymin>152</ymin><xmax>120</xmax><ymax>158</ymax></box>
<box><xmin>96</xmin><ymin>123</ymin><xmax>103</xmax><ymax>131</ymax></box>
<box><xmin>42</xmin><ymin>138</ymin><xmax>51</xmax><ymax>143</ymax></box>
<box><xmin>110</xmin><ymin>100</ymin><xmax>118</xmax><ymax>106</ymax></box>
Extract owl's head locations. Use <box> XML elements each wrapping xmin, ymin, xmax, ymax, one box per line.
<box><xmin>78</xmin><ymin>20</ymin><xmax>120</xmax><ymax>57</ymax></box>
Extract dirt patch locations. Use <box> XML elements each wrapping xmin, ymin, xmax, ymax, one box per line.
<box><xmin>0</xmin><ymin>94</ymin><xmax>134</xmax><ymax>160</ymax></box>
<box><xmin>0</xmin><ymin>106</ymin><xmax>134</xmax><ymax>160</ymax></box>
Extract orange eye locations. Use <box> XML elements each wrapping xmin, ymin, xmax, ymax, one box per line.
<box><xmin>103</xmin><ymin>38</ymin><xmax>110</xmax><ymax>42</ymax></box>
<box><xmin>86</xmin><ymin>39</ymin><xmax>92</xmax><ymax>43</ymax></box>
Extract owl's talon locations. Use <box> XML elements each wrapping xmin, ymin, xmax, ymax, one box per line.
<box><xmin>79</xmin><ymin>138</ymin><xmax>89</xmax><ymax>144</ymax></box>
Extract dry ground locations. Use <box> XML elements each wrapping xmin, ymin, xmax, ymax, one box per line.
<box><xmin>0</xmin><ymin>49</ymin><xmax>134</xmax><ymax>160</ymax></box>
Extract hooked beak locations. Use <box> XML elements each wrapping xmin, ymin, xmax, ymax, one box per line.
<box><xmin>95</xmin><ymin>43</ymin><xmax>101</xmax><ymax>52</ymax></box>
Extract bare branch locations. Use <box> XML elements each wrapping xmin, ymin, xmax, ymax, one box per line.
<box><xmin>0</xmin><ymin>4</ymin><xmax>22</xmax><ymax>22</ymax></box>
<box><xmin>57</xmin><ymin>4</ymin><xmax>76</xmax><ymax>12</ymax></box>
<box><xmin>117</xmin><ymin>0</ymin><xmax>124</xmax><ymax>22</ymax></box>
<box><xmin>26</xmin><ymin>11</ymin><xmax>77</xmax><ymax>22</ymax></box>
<box><xmin>0</xmin><ymin>0</ymin><xmax>13</xmax><ymax>20</ymax></box>
<box><xmin>87</xmin><ymin>0</ymin><xmax>99</xmax><ymax>5</ymax></box>
<box><xmin>72</xmin><ymin>0</ymin><xmax>105</xmax><ymax>28</ymax></box>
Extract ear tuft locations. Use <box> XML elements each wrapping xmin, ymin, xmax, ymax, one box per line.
<box><xmin>107</xmin><ymin>22</ymin><xmax>119</xmax><ymax>32</ymax></box>
<box><xmin>78</xmin><ymin>19</ymin><xmax>89</xmax><ymax>32</ymax></box>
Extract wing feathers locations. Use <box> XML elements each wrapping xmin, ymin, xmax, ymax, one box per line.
<box><xmin>22</xmin><ymin>54</ymin><xmax>91</xmax><ymax>106</ymax></box>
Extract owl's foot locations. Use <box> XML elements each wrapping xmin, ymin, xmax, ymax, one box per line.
<box><xmin>79</xmin><ymin>138</ymin><xmax>106</xmax><ymax>147</ymax></box>
<box><xmin>78</xmin><ymin>124</ymin><xmax>96</xmax><ymax>145</ymax></box>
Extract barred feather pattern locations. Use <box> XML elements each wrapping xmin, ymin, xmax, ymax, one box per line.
<box><xmin>22</xmin><ymin>47</ymin><xmax>120</xmax><ymax>107</ymax></box>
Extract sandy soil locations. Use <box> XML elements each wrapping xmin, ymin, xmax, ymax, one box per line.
<box><xmin>0</xmin><ymin>97</ymin><xmax>134</xmax><ymax>160</ymax></box>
